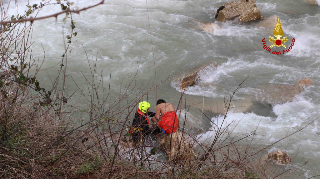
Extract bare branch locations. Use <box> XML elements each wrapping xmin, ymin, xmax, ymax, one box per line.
<box><xmin>0</xmin><ymin>0</ymin><xmax>105</xmax><ymax>25</ymax></box>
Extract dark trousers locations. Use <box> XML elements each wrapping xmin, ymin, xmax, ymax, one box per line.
<box><xmin>132</xmin><ymin>127</ymin><xmax>162</xmax><ymax>146</ymax></box>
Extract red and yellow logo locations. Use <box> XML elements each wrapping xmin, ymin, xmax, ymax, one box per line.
<box><xmin>262</xmin><ymin>18</ymin><xmax>295</xmax><ymax>55</ymax></box>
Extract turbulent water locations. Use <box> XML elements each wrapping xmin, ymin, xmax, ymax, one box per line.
<box><xmin>5</xmin><ymin>0</ymin><xmax>320</xmax><ymax>177</ymax></box>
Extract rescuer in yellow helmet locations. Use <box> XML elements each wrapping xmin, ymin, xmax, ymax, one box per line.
<box><xmin>129</xmin><ymin>101</ymin><xmax>156</xmax><ymax>146</ymax></box>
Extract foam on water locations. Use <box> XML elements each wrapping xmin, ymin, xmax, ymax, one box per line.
<box><xmin>197</xmin><ymin>93</ymin><xmax>320</xmax><ymax>177</ymax></box>
<box><xmin>107</xmin><ymin>0</ymin><xmax>190</xmax><ymax>11</ymax></box>
<box><xmin>177</xmin><ymin>55</ymin><xmax>299</xmax><ymax>98</ymax></box>
<box><xmin>256</xmin><ymin>2</ymin><xmax>277</xmax><ymax>11</ymax></box>
<box><xmin>214</xmin><ymin>21</ymin><xmax>260</xmax><ymax>37</ymax></box>
<box><xmin>184</xmin><ymin>85</ymin><xmax>219</xmax><ymax>98</ymax></box>
<box><xmin>190</xmin><ymin>56</ymin><xmax>294</xmax><ymax>83</ymax></box>
<box><xmin>195</xmin><ymin>83</ymin><xmax>316</xmax><ymax>139</ymax></box>
<box><xmin>273</xmin><ymin>96</ymin><xmax>314</xmax><ymax>119</ymax></box>
<box><xmin>198</xmin><ymin>59</ymin><xmax>246</xmax><ymax>83</ymax></box>
<box><xmin>4</xmin><ymin>0</ymin><xmax>320</xmax><ymax>177</ymax></box>
<box><xmin>285</xmin><ymin>32</ymin><xmax>320</xmax><ymax>58</ymax></box>
<box><xmin>196</xmin><ymin>112</ymin><xmax>273</xmax><ymax>143</ymax></box>
<box><xmin>283</xmin><ymin>14</ymin><xmax>320</xmax><ymax>58</ymax></box>
<box><xmin>198</xmin><ymin>57</ymin><xmax>294</xmax><ymax>83</ymax></box>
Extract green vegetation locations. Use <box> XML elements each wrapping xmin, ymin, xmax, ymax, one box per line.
<box><xmin>77</xmin><ymin>156</ymin><xmax>103</xmax><ymax>174</ymax></box>
<box><xmin>246</xmin><ymin>170</ymin><xmax>260</xmax><ymax>179</ymax></box>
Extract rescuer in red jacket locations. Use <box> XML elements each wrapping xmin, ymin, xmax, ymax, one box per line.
<box><xmin>129</xmin><ymin>101</ymin><xmax>156</xmax><ymax>146</ymax></box>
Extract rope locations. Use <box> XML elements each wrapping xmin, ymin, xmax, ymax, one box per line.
<box><xmin>145</xmin><ymin>0</ymin><xmax>157</xmax><ymax>100</ymax></box>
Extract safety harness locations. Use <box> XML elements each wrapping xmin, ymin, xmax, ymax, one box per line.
<box><xmin>137</xmin><ymin>109</ymin><xmax>150</xmax><ymax>125</ymax></box>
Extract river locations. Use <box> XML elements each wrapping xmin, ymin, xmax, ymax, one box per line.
<box><xmin>5</xmin><ymin>0</ymin><xmax>320</xmax><ymax>177</ymax></box>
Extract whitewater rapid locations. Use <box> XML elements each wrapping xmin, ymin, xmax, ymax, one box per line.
<box><xmin>4</xmin><ymin>0</ymin><xmax>320</xmax><ymax>177</ymax></box>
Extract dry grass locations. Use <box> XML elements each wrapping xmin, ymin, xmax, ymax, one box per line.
<box><xmin>0</xmin><ymin>1</ymin><xmax>315</xmax><ymax>179</ymax></box>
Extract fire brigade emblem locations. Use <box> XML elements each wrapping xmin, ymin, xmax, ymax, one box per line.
<box><xmin>269</xmin><ymin>18</ymin><xmax>288</xmax><ymax>48</ymax></box>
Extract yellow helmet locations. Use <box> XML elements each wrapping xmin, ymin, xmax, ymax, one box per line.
<box><xmin>139</xmin><ymin>101</ymin><xmax>150</xmax><ymax>113</ymax></box>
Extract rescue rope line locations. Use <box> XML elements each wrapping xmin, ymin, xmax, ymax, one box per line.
<box><xmin>146</xmin><ymin>0</ymin><xmax>157</xmax><ymax>100</ymax></box>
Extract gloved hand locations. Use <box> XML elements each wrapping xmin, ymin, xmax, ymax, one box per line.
<box><xmin>148</xmin><ymin>112</ymin><xmax>156</xmax><ymax>117</ymax></box>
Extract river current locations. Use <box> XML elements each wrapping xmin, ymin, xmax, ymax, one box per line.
<box><xmin>5</xmin><ymin>0</ymin><xmax>320</xmax><ymax>177</ymax></box>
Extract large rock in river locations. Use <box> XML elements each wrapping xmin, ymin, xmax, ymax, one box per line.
<box><xmin>174</xmin><ymin>62</ymin><xmax>218</xmax><ymax>89</ymax></box>
<box><xmin>199</xmin><ymin>22</ymin><xmax>221</xmax><ymax>34</ymax></box>
<box><xmin>256</xmin><ymin>15</ymin><xmax>278</xmax><ymax>32</ymax></box>
<box><xmin>215</xmin><ymin>0</ymin><xmax>264</xmax><ymax>22</ymax></box>
<box><xmin>191</xmin><ymin>20</ymin><xmax>221</xmax><ymax>34</ymax></box>
<box><xmin>190</xmin><ymin>79</ymin><xmax>313</xmax><ymax>117</ymax></box>
<box><xmin>254</xmin><ymin>78</ymin><xmax>313</xmax><ymax>105</ymax></box>
<box><xmin>305</xmin><ymin>0</ymin><xmax>318</xmax><ymax>5</ymax></box>
<box><xmin>266</xmin><ymin>150</ymin><xmax>292</xmax><ymax>164</ymax></box>
<box><xmin>193</xmin><ymin>97</ymin><xmax>255</xmax><ymax>115</ymax></box>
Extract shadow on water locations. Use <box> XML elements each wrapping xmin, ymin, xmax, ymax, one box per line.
<box><xmin>245</xmin><ymin>101</ymin><xmax>277</xmax><ymax>118</ymax></box>
<box><xmin>200</xmin><ymin>100</ymin><xmax>277</xmax><ymax>121</ymax></box>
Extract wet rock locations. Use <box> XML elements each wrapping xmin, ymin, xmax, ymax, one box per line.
<box><xmin>175</xmin><ymin>62</ymin><xmax>218</xmax><ymax>89</ymax></box>
<box><xmin>191</xmin><ymin>20</ymin><xmax>221</xmax><ymax>34</ymax></box>
<box><xmin>256</xmin><ymin>15</ymin><xmax>278</xmax><ymax>32</ymax></box>
<box><xmin>267</xmin><ymin>150</ymin><xmax>291</xmax><ymax>164</ymax></box>
<box><xmin>254</xmin><ymin>78</ymin><xmax>313</xmax><ymax>105</ymax></box>
<box><xmin>297</xmin><ymin>78</ymin><xmax>313</xmax><ymax>87</ymax></box>
<box><xmin>159</xmin><ymin>131</ymin><xmax>195</xmax><ymax>160</ymax></box>
<box><xmin>305</xmin><ymin>0</ymin><xmax>318</xmax><ymax>5</ymax></box>
<box><xmin>195</xmin><ymin>97</ymin><xmax>254</xmax><ymax>115</ymax></box>
<box><xmin>199</xmin><ymin>22</ymin><xmax>221</xmax><ymax>34</ymax></box>
<box><xmin>215</xmin><ymin>0</ymin><xmax>264</xmax><ymax>22</ymax></box>
<box><xmin>193</xmin><ymin>97</ymin><xmax>277</xmax><ymax>118</ymax></box>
